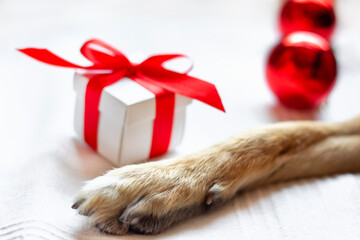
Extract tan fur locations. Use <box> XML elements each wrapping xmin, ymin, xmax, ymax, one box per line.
<box><xmin>73</xmin><ymin>116</ymin><xmax>360</xmax><ymax>235</ymax></box>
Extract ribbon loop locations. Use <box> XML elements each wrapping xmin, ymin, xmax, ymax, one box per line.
<box><xmin>140</xmin><ymin>54</ymin><xmax>185</xmax><ymax>67</ymax></box>
<box><xmin>141</xmin><ymin>54</ymin><xmax>193</xmax><ymax>74</ymax></box>
<box><xmin>80</xmin><ymin>39</ymin><xmax>130</xmax><ymax>70</ymax></box>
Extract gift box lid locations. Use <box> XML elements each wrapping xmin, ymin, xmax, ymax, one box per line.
<box><xmin>73</xmin><ymin>73</ymin><xmax>192</xmax><ymax>125</ymax></box>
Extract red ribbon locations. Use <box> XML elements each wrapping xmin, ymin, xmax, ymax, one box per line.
<box><xmin>18</xmin><ymin>39</ymin><xmax>225</xmax><ymax>158</ymax></box>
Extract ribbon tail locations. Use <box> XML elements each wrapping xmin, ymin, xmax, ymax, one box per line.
<box><xmin>136</xmin><ymin>71</ymin><xmax>225</xmax><ymax>112</ymax></box>
<box><xmin>18</xmin><ymin>48</ymin><xmax>95</xmax><ymax>69</ymax></box>
<box><xmin>183</xmin><ymin>76</ymin><xmax>225</xmax><ymax>112</ymax></box>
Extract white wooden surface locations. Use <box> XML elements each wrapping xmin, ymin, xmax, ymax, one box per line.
<box><xmin>1</xmin><ymin>0</ymin><xmax>360</xmax><ymax>239</ymax></box>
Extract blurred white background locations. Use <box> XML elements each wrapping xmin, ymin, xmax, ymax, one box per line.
<box><xmin>1</xmin><ymin>0</ymin><xmax>360</xmax><ymax>239</ymax></box>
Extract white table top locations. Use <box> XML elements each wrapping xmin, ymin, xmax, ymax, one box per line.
<box><xmin>1</xmin><ymin>0</ymin><xmax>360</xmax><ymax>239</ymax></box>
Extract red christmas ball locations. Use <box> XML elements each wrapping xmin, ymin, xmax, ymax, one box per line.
<box><xmin>279</xmin><ymin>0</ymin><xmax>336</xmax><ymax>40</ymax></box>
<box><xmin>266</xmin><ymin>32</ymin><xmax>337</xmax><ymax>110</ymax></box>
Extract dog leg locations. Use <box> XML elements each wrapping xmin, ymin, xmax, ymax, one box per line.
<box><xmin>72</xmin><ymin>116</ymin><xmax>360</xmax><ymax>235</ymax></box>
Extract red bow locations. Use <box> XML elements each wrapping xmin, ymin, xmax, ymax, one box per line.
<box><xmin>18</xmin><ymin>39</ymin><xmax>225</xmax><ymax>158</ymax></box>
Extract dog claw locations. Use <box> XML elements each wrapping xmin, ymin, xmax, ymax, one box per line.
<box><xmin>206</xmin><ymin>193</ymin><xmax>214</xmax><ymax>205</ymax></box>
<box><xmin>72</xmin><ymin>199</ymin><xmax>85</xmax><ymax>209</ymax></box>
<box><xmin>131</xmin><ymin>217</ymin><xmax>140</xmax><ymax>225</ymax></box>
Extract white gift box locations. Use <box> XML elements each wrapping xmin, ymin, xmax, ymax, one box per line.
<box><xmin>73</xmin><ymin>73</ymin><xmax>192</xmax><ymax>166</ymax></box>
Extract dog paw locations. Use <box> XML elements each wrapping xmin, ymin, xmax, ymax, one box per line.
<box><xmin>72</xmin><ymin>161</ymin><xmax>231</xmax><ymax>235</ymax></box>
